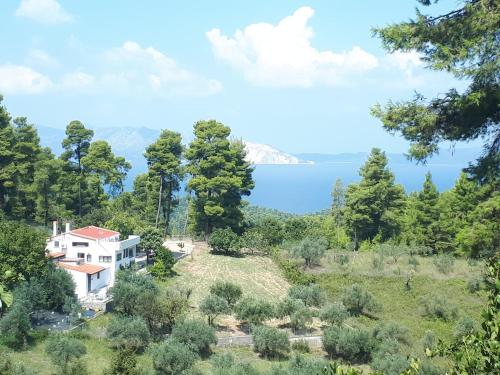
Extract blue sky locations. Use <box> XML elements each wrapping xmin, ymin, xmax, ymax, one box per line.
<box><xmin>0</xmin><ymin>0</ymin><xmax>473</xmax><ymax>154</ymax></box>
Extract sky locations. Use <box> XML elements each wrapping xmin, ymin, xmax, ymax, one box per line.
<box><xmin>0</xmin><ymin>0</ymin><xmax>474</xmax><ymax>154</ymax></box>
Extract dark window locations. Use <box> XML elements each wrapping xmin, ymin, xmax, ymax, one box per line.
<box><xmin>77</xmin><ymin>253</ymin><xmax>85</xmax><ymax>259</ymax></box>
<box><xmin>99</xmin><ymin>256</ymin><xmax>112</xmax><ymax>263</ymax></box>
<box><xmin>72</xmin><ymin>242</ymin><xmax>89</xmax><ymax>247</ymax></box>
<box><xmin>129</xmin><ymin>248</ymin><xmax>134</xmax><ymax>258</ymax></box>
<box><xmin>54</xmin><ymin>241</ymin><xmax>59</xmax><ymax>248</ymax></box>
<box><xmin>86</xmin><ymin>254</ymin><xmax>92</xmax><ymax>262</ymax></box>
<box><xmin>97</xmin><ymin>272</ymin><xmax>100</xmax><ymax>279</ymax></box>
<box><xmin>117</xmin><ymin>253</ymin><xmax>122</xmax><ymax>261</ymax></box>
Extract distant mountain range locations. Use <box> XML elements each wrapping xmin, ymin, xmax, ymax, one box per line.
<box><xmin>36</xmin><ymin>125</ymin><xmax>481</xmax><ymax>191</ymax></box>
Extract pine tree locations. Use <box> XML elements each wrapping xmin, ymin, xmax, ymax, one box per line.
<box><xmin>185</xmin><ymin>120</ymin><xmax>254</xmax><ymax>237</ymax></box>
<box><xmin>344</xmin><ymin>148</ymin><xmax>406</xmax><ymax>245</ymax></box>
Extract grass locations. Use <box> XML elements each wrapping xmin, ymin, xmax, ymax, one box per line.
<box><xmin>169</xmin><ymin>244</ymin><xmax>290</xmax><ymax>308</ymax></box>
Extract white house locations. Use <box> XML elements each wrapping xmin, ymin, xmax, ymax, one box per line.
<box><xmin>46</xmin><ymin>223</ymin><xmax>140</xmax><ymax>300</ymax></box>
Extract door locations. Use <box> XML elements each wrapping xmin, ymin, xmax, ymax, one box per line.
<box><xmin>87</xmin><ymin>274</ymin><xmax>91</xmax><ymax>292</ymax></box>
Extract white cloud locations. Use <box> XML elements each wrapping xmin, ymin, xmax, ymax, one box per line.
<box><xmin>26</xmin><ymin>49</ymin><xmax>60</xmax><ymax>68</ymax></box>
<box><xmin>206</xmin><ymin>7</ymin><xmax>379</xmax><ymax>87</ymax></box>
<box><xmin>60</xmin><ymin>72</ymin><xmax>96</xmax><ymax>90</ymax></box>
<box><xmin>386</xmin><ymin>50</ymin><xmax>425</xmax><ymax>86</ymax></box>
<box><xmin>15</xmin><ymin>0</ymin><xmax>72</xmax><ymax>25</ymax></box>
<box><xmin>103</xmin><ymin>41</ymin><xmax>222</xmax><ymax>96</ymax></box>
<box><xmin>0</xmin><ymin>65</ymin><xmax>53</xmax><ymax>94</ymax></box>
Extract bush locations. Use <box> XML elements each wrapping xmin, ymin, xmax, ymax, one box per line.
<box><xmin>453</xmin><ymin>316</ymin><xmax>479</xmax><ymax>342</ymax></box>
<box><xmin>208</xmin><ymin>228</ymin><xmax>241</xmax><ymax>255</ymax></box>
<box><xmin>104</xmin><ymin>348</ymin><xmax>139</xmax><ymax>375</ymax></box>
<box><xmin>408</xmin><ymin>256</ymin><xmax>420</xmax><ymax>270</ymax></box>
<box><xmin>421</xmin><ymin>295</ymin><xmax>458</xmax><ymax>321</ymax></box>
<box><xmin>322</xmin><ymin>326</ymin><xmax>373</xmax><ymax>363</ymax></box>
<box><xmin>342</xmin><ymin>284</ymin><xmax>381</xmax><ymax>316</ymax></box>
<box><xmin>334</xmin><ymin>253</ymin><xmax>350</xmax><ymax>266</ymax></box>
<box><xmin>150</xmin><ymin>340</ymin><xmax>198</xmax><ymax>375</ymax></box>
<box><xmin>0</xmin><ymin>300</ymin><xmax>31</xmax><ymax>348</ymax></box>
<box><xmin>106</xmin><ymin>315</ymin><xmax>150</xmax><ymax>352</ymax></box>
<box><xmin>289</xmin><ymin>237</ymin><xmax>328</xmax><ymax>268</ymax></box>
<box><xmin>269</xmin><ymin>355</ymin><xmax>329</xmax><ymax>375</ymax></box>
<box><xmin>209</xmin><ymin>280</ymin><xmax>242</xmax><ymax>307</ymax></box>
<box><xmin>234</xmin><ymin>297</ymin><xmax>274</xmax><ymax>326</ymax></box>
<box><xmin>372</xmin><ymin>321</ymin><xmax>411</xmax><ymax>346</ymax></box>
<box><xmin>433</xmin><ymin>254</ymin><xmax>455</xmax><ymax>274</ymax></box>
<box><xmin>171</xmin><ymin>319</ymin><xmax>217</xmax><ymax>355</ymax></box>
<box><xmin>290</xmin><ymin>307</ymin><xmax>313</xmax><ymax>332</ymax></box>
<box><xmin>275</xmin><ymin>298</ymin><xmax>304</xmax><ymax>320</ymax></box>
<box><xmin>252</xmin><ymin>325</ymin><xmax>290</xmax><ymax>358</ymax></box>
<box><xmin>291</xmin><ymin>339</ymin><xmax>310</xmax><ymax>353</ymax></box>
<box><xmin>0</xmin><ymin>354</ymin><xmax>37</xmax><ymax>375</ymax></box>
<box><xmin>287</xmin><ymin>284</ymin><xmax>325</xmax><ymax>307</ymax></box>
<box><xmin>421</xmin><ymin>330</ymin><xmax>436</xmax><ymax>352</ymax></box>
<box><xmin>210</xmin><ymin>353</ymin><xmax>259</xmax><ymax>375</ymax></box>
<box><xmin>371</xmin><ymin>254</ymin><xmax>385</xmax><ymax>271</ymax></box>
<box><xmin>110</xmin><ymin>269</ymin><xmax>157</xmax><ymax>316</ymax></box>
<box><xmin>200</xmin><ymin>294</ymin><xmax>230</xmax><ymax>326</ymax></box>
<box><xmin>371</xmin><ymin>352</ymin><xmax>409</xmax><ymax>375</ymax></box>
<box><xmin>45</xmin><ymin>334</ymin><xmax>87</xmax><ymax>373</ymax></box>
<box><xmin>320</xmin><ymin>303</ymin><xmax>349</xmax><ymax>326</ymax></box>
<box><xmin>467</xmin><ymin>276</ymin><xmax>482</xmax><ymax>293</ymax></box>
<box><xmin>274</xmin><ymin>257</ymin><xmax>317</xmax><ymax>285</ymax></box>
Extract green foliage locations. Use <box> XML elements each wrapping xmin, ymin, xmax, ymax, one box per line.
<box><xmin>320</xmin><ymin>303</ymin><xmax>350</xmax><ymax>326</ymax></box>
<box><xmin>105</xmin><ymin>213</ymin><xmax>142</xmax><ymax>240</ymax></box>
<box><xmin>209</xmin><ymin>280</ymin><xmax>243</xmax><ymax>307</ymax></box>
<box><xmin>253</xmin><ymin>217</ymin><xmax>284</xmax><ymax>247</ymax></box>
<box><xmin>42</xmin><ymin>267</ymin><xmax>77</xmax><ymax>311</ymax></box>
<box><xmin>341</xmin><ymin>284</ymin><xmax>381</xmax><ymax>316</ymax></box>
<box><xmin>186</xmin><ymin>121</ymin><xmax>254</xmax><ymax>236</ymax></box>
<box><xmin>45</xmin><ymin>334</ymin><xmax>86</xmax><ymax>374</ymax></box>
<box><xmin>200</xmin><ymin>294</ymin><xmax>230</xmax><ymax>326</ymax></box>
<box><xmin>273</xmin><ymin>256</ymin><xmax>317</xmax><ymax>285</ymax></box>
<box><xmin>110</xmin><ymin>269</ymin><xmax>157</xmax><ymax>316</ymax></box>
<box><xmin>322</xmin><ymin>326</ymin><xmax>374</xmax><ymax>363</ymax></box>
<box><xmin>234</xmin><ymin>297</ymin><xmax>274</xmax><ymax>326</ymax></box>
<box><xmin>270</xmin><ymin>355</ymin><xmax>331</xmax><ymax>375</ymax></box>
<box><xmin>420</xmin><ymin>330</ymin><xmax>436</xmax><ymax>352</ymax></box>
<box><xmin>420</xmin><ymin>294</ymin><xmax>458</xmax><ymax>321</ymax></box>
<box><xmin>241</xmin><ymin>228</ymin><xmax>270</xmax><ymax>255</ymax></box>
<box><xmin>104</xmin><ymin>348</ymin><xmax>139</xmax><ymax>375</ymax></box>
<box><xmin>106</xmin><ymin>315</ymin><xmax>151</xmax><ymax>352</ymax></box>
<box><xmin>371</xmin><ymin>351</ymin><xmax>409</xmax><ymax>375</ymax></box>
<box><xmin>287</xmin><ymin>284</ymin><xmax>326</xmax><ymax>307</ymax></box>
<box><xmin>210</xmin><ymin>353</ymin><xmax>260</xmax><ymax>375</ymax></box>
<box><xmin>275</xmin><ymin>297</ymin><xmax>304</xmax><ymax>320</ymax></box>
<box><xmin>344</xmin><ymin>148</ymin><xmax>406</xmax><ymax>243</ymax></box>
<box><xmin>372</xmin><ymin>321</ymin><xmax>411</xmax><ymax>346</ymax></box>
<box><xmin>290</xmin><ymin>306</ymin><xmax>313</xmax><ymax>332</ymax></box>
<box><xmin>252</xmin><ymin>325</ymin><xmax>290</xmax><ymax>358</ymax></box>
<box><xmin>0</xmin><ymin>299</ymin><xmax>31</xmax><ymax>348</ymax></box>
<box><xmin>151</xmin><ymin>247</ymin><xmax>176</xmax><ymax>279</ymax></box>
<box><xmin>371</xmin><ymin>0</ymin><xmax>500</xmax><ymax>183</ymax></box>
<box><xmin>291</xmin><ymin>339</ymin><xmax>310</xmax><ymax>353</ymax></box>
<box><xmin>453</xmin><ymin>316</ymin><xmax>479</xmax><ymax>343</ymax></box>
<box><xmin>0</xmin><ymin>353</ymin><xmax>38</xmax><ymax>375</ymax></box>
<box><xmin>289</xmin><ymin>236</ymin><xmax>328</xmax><ymax>268</ymax></box>
<box><xmin>433</xmin><ymin>254</ymin><xmax>455</xmax><ymax>274</ymax></box>
<box><xmin>150</xmin><ymin>340</ymin><xmax>198</xmax><ymax>375</ymax></box>
<box><xmin>208</xmin><ymin>228</ymin><xmax>242</xmax><ymax>255</ymax></box>
<box><xmin>467</xmin><ymin>276</ymin><xmax>483</xmax><ymax>293</ymax></box>
<box><xmin>171</xmin><ymin>319</ymin><xmax>217</xmax><ymax>355</ymax></box>
<box><xmin>144</xmin><ymin>129</ymin><xmax>184</xmax><ymax>233</ymax></box>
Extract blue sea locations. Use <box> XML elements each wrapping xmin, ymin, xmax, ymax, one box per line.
<box><xmin>248</xmin><ymin>161</ymin><xmax>465</xmax><ymax>214</ymax></box>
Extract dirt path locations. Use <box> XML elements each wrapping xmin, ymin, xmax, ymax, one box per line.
<box><xmin>216</xmin><ymin>334</ymin><xmax>323</xmax><ymax>348</ymax></box>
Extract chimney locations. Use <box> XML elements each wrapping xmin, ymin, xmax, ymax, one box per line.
<box><xmin>52</xmin><ymin>221</ymin><xmax>58</xmax><ymax>237</ymax></box>
<box><xmin>65</xmin><ymin>222</ymin><xmax>71</xmax><ymax>233</ymax></box>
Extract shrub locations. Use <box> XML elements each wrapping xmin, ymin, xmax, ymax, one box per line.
<box><xmin>110</xmin><ymin>269</ymin><xmax>157</xmax><ymax>316</ymax></box>
<box><xmin>342</xmin><ymin>284</ymin><xmax>381</xmax><ymax>316</ymax></box>
<box><xmin>322</xmin><ymin>326</ymin><xmax>374</xmax><ymax>363</ymax></box>
<box><xmin>453</xmin><ymin>316</ymin><xmax>479</xmax><ymax>342</ymax></box>
<box><xmin>433</xmin><ymin>254</ymin><xmax>455</xmax><ymax>274</ymax></box>
<box><xmin>269</xmin><ymin>355</ymin><xmax>329</xmax><ymax>375</ymax></box>
<box><xmin>408</xmin><ymin>256</ymin><xmax>420</xmax><ymax>270</ymax></box>
<box><xmin>208</xmin><ymin>228</ymin><xmax>241</xmax><ymax>255</ymax></box>
<box><xmin>371</xmin><ymin>253</ymin><xmax>385</xmax><ymax>271</ymax></box>
<box><xmin>289</xmin><ymin>237</ymin><xmax>328</xmax><ymax>268</ymax></box>
<box><xmin>419</xmin><ymin>360</ymin><xmax>444</xmax><ymax>375</ymax></box>
<box><xmin>150</xmin><ymin>340</ymin><xmax>198</xmax><ymax>375</ymax></box>
<box><xmin>235</xmin><ymin>297</ymin><xmax>274</xmax><ymax>326</ymax></box>
<box><xmin>209</xmin><ymin>280</ymin><xmax>242</xmax><ymax>307</ymax></box>
<box><xmin>467</xmin><ymin>276</ymin><xmax>482</xmax><ymax>293</ymax></box>
<box><xmin>421</xmin><ymin>295</ymin><xmax>458</xmax><ymax>321</ymax></box>
<box><xmin>275</xmin><ymin>298</ymin><xmax>304</xmax><ymax>320</ymax></box>
<box><xmin>421</xmin><ymin>330</ymin><xmax>436</xmax><ymax>352</ymax></box>
<box><xmin>335</xmin><ymin>253</ymin><xmax>350</xmax><ymax>266</ymax></box>
<box><xmin>0</xmin><ymin>354</ymin><xmax>37</xmax><ymax>375</ymax></box>
<box><xmin>372</xmin><ymin>321</ymin><xmax>411</xmax><ymax>346</ymax></box>
<box><xmin>287</xmin><ymin>284</ymin><xmax>325</xmax><ymax>307</ymax></box>
<box><xmin>0</xmin><ymin>300</ymin><xmax>31</xmax><ymax>348</ymax></box>
<box><xmin>274</xmin><ymin>257</ymin><xmax>317</xmax><ymax>285</ymax></box>
<box><xmin>290</xmin><ymin>307</ymin><xmax>313</xmax><ymax>332</ymax></box>
<box><xmin>210</xmin><ymin>353</ymin><xmax>259</xmax><ymax>375</ymax></box>
<box><xmin>200</xmin><ymin>294</ymin><xmax>230</xmax><ymax>326</ymax></box>
<box><xmin>252</xmin><ymin>325</ymin><xmax>290</xmax><ymax>358</ymax></box>
<box><xmin>171</xmin><ymin>320</ymin><xmax>217</xmax><ymax>355</ymax></box>
<box><xmin>291</xmin><ymin>339</ymin><xmax>310</xmax><ymax>353</ymax></box>
<box><xmin>320</xmin><ymin>303</ymin><xmax>350</xmax><ymax>326</ymax></box>
<box><xmin>45</xmin><ymin>334</ymin><xmax>87</xmax><ymax>373</ymax></box>
<box><xmin>106</xmin><ymin>315</ymin><xmax>150</xmax><ymax>352</ymax></box>
<box><xmin>104</xmin><ymin>348</ymin><xmax>139</xmax><ymax>375</ymax></box>
<box><xmin>371</xmin><ymin>352</ymin><xmax>409</xmax><ymax>375</ymax></box>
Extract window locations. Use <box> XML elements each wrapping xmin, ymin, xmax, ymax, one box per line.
<box><xmin>86</xmin><ymin>254</ymin><xmax>92</xmax><ymax>262</ymax></box>
<box><xmin>99</xmin><ymin>256</ymin><xmax>112</xmax><ymax>263</ymax></box>
<box><xmin>129</xmin><ymin>248</ymin><xmax>134</xmax><ymax>258</ymax></box>
<box><xmin>77</xmin><ymin>253</ymin><xmax>85</xmax><ymax>259</ymax></box>
<box><xmin>124</xmin><ymin>248</ymin><xmax>128</xmax><ymax>258</ymax></box>
<box><xmin>97</xmin><ymin>272</ymin><xmax>100</xmax><ymax>279</ymax></box>
<box><xmin>54</xmin><ymin>241</ymin><xmax>59</xmax><ymax>248</ymax></box>
<box><xmin>72</xmin><ymin>242</ymin><xmax>89</xmax><ymax>247</ymax></box>
<box><xmin>117</xmin><ymin>253</ymin><xmax>122</xmax><ymax>261</ymax></box>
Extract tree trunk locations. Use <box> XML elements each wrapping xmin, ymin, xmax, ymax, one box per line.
<box><xmin>164</xmin><ymin>180</ymin><xmax>173</xmax><ymax>236</ymax></box>
<box><xmin>155</xmin><ymin>174</ymin><xmax>163</xmax><ymax>228</ymax></box>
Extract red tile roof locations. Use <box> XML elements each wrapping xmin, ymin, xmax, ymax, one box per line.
<box><xmin>47</xmin><ymin>252</ymin><xmax>66</xmax><ymax>258</ymax></box>
<box><xmin>57</xmin><ymin>262</ymin><xmax>105</xmax><ymax>275</ymax></box>
<box><xmin>71</xmin><ymin>226</ymin><xmax>119</xmax><ymax>240</ymax></box>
